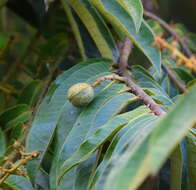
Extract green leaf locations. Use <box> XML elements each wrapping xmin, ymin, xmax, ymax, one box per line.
<box><xmin>186</xmin><ymin>130</ymin><xmax>196</xmax><ymax>190</ymax></box>
<box><xmin>65</xmin><ymin>107</ymin><xmax>152</xmax><ymax>190</ymax></box>
<box><xmin>56</xmin><ymin>87</ymin><xmax>137</xmax><ymax>189</ymax></box>
<box><xmin>0</xmin><ymin>128</ymin><xmax>5</xmax><ymax>156</ymax></box>
<box><xmin>75</xmin><ymin>156</ymin><xmax>96</xmax><ymax>190</ymax></box>
<box><xmin>26</xmin><ymin>59</ymin><xmax>112</xmax><ymax>183</ymax></box>
<box><xmin>104</xmin><ymin>138</ymin><xmax>151</xmax><ymax>190</ymax></box>
<box><xmin>64</xmin><ymin>5</ymin><xmax>100</xmax><ymax>59</ymax></box>
<box><xmin>147</xmin><ymin>19</ymin><xmax>164</xmax><ymax>35</ymax></box>
<box><xmin>5</xmin><ymin>175</ymin><xmax>34</xmax><ymax>190</ymax></box>
<box><xmin>0</xmin><ymin>104</ymin><xmax>32</xmax><ymax>131</ymax></box>
<box><xmin>62</xmin><ymin>0</ymin><xmax>119</xmax><ymax>61</ymax></box>
<box><xmin>170</xmin><ymin>145</ymin><xmax>183</xmax><ymax>190</ymax></box>
<box><xmin>35</xmin><ymin>169</ymin><xmax>50</xmax><ymax>190</ymax></box>
<box><xmin>99</xmin><ymin>85</ymin><xmax>196</xmax><ymax>190</ymax></box>
<box><xmin>97</xmin><ymin>114</ymin><xmax>158</xmax><ymax>190</ymax></box>
<box><xmin>87</xmin><ymin>113</ymin><xmax>156</xmax><ymax>190</ymax></box>
<box><xmin>49</xmin><ymin>103</ymin><xmax>81</xmax><ymax>190</ymax></box>
<box><xmin>38</xmin><ymin>33</ymin><xmax>68</xmax><ymax>60</ymax></box>
<box><xmin>57</xmin><ymin>107</ymin><xmax>148</xmax><ymax>182</ymax></box>
<box><xmin>51</xmin><ymin>76</ymin><xmax>116</xmax><ymax>190</ymax></box>
<box><xmin>9</xmin><ymin>123</ymin><xmax>24</xmax><ymax>146</ymax></box>
<box><xmin>90</xmin><ymin>0</ymin><xmax>161</xmax><ymax>75</ymax></box>
<box><xmin>131</xmin><ymin>65</ymin><xmax>172</xmax><ymax>106</ymax></box>
<box><xmin>117</xmin><ymin>0</ymin><xmax>143</xmax><ymax>32</ymax></box>
<box><xmin>18</xmin><ymin>80</ymin><xmax>42</xmax><ymax>107</ymax></box>
<box><xmin>149</xmin><ymin>84</ymin><xmax>196</xmax><ymax>173</ymax></box>
<box><xmin>173</xmin><ymin>67</ymin><xmax>194</xmax><ymax>84</ymax></box>
<box><xmin>49</xmin><ymin>59</ymin><xmax>112</xmax><ymax>190</ymax></box>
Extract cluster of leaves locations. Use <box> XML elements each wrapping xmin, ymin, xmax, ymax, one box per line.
<box><xmin>0</xmin><ymin>0</ymin><xmax>195</xmax><ymax>190</ymax></box>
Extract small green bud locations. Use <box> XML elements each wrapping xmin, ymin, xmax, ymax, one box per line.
<box><xmin>67</xmin><ymin>83</ymin><xmax>94</xmax><ymax>107</ymax></box>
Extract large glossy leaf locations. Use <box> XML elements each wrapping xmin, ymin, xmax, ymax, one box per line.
<box><xmin>90</xmin><ymin>0</ymin><xmax>161</xmax><ymax>74</ymax></box>
<box><xmin>149</xmin><ymin>84</ymin><xmax>196</xmax><ymax>173</ymax></box>
<box><xmin>56</xmin><ymin>85</ymin><xmax>137</xmax><ymax>189</ymax></box>
<box><xmin>83</xmin><ymin>107</ymin><xmax>155</xmax><ymax>190</ymax></box>
<box><xmin>94</xmin><ymin>115</ymin><xmax>158</xmax><ymax>190</ymax></box>
<box><xmin>104</xmin><ymin>138</ymin><xmax>151</xmax><ymax>190</ymax></box>
<box><xmin>49</xmin><ymin>103</ymin><xmax>81</xmax><ymax>190</ymax></box>
<box><xmin>104</xmin><ymin>84</ymin><xmax>196</xmax><ymax>190</ymax></box>
<box><xmin>57</xmin><ymin>107</ymin><xmax>149</xmax><ymax>183</ymax></box>
<box><xmin>26</xmin><ymin>58</ymin><xmax>112</xmax><ymax>183</ymax></box>
<box><xmin>61</xmin><ymin>0</ymin><xmax>119</xmax><ymax>61</ymax></box>
<box><xmin>117</xmin><ymin>0</ymin><xmax>143</xmax><ymax>32</ymax></box>
<box><xmin>74</xmin><ymin>155</ymin><xmax>96</xmax><ymax>190</ymax></box>
<box><xmin>4</xmin><ymin>175</ymin><xmax>34</xmax><ymax>190</ymax></box>
<box><xmin>50</xmin><ymin>76</ymin><xmax>125</xmax><ymax>190</ymax></box>
<box><xmin>35</xmin><ymin>169</ymin><xmax>50</xmax><ymax>190</ymax></box>
<box><xmin>64</xmin><ymin>5</ymin><xmax>100</xmax><ymax>59</ymax></box>
<box><xmin>50</xmin><ymin>74</ymin><xmax>116</xmax><ymax>190</ymax></box>
<box><xmin>49</xmin><ymin>61</ymin><xmax>114</xmax><ymax>190</ymax></box>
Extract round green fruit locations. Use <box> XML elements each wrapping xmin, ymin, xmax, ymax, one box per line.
<box><xmin>67</xmin><ymin>83</ymin><xmax>94</xmax><ymax>107</ymax></box>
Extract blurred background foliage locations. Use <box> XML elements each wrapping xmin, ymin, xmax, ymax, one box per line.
<box><xmin>0</xmin><ymin>0</ymin><xmax>82</xmax><ymax>111</ymax></box>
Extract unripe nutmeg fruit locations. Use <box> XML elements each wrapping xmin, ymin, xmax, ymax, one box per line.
<box><xmin>67</xmin><ymin>83</ymin><xmax>94</xmax><ymax>107</ymax></box>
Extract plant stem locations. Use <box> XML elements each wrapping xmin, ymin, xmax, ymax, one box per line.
<box><xmin>91</xmin><ymin>74</ymin><xmax>124</xmax><ymax>87</ymax></box>
<box><xmin>161</xmin><ymin>64</ymin><xmax>187</xmax><ymax>93</ymax></box>
<box><xmin>118</xmin><ymin>38</ymin><xmax>166</xmax><ymax>116</ymax></box>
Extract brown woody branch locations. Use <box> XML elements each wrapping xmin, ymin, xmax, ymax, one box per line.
<box><xmin>161</xmin><ymin>64</ymin><xmax>187</xmax><ymax>93</ymax></box>
<box><xmin>118</xmin><ymin>38</ymin><xmax>166</xmax><ymax>116</ymax></box>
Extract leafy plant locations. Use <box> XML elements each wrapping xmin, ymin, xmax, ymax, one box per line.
<box><xmin>0</xmin><ymin>0</ymin><xmax>195</xmax><ymax>190</ymax></box>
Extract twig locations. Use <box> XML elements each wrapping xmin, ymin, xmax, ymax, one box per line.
<box><xmin>161</xmin><ymin>65</ymin><xmax>187</xmax><ymax>93</ymax></box>
<box><xmin>118</xmin><ymin>38</ymin><xmax>166</xmax><ymax>116</ymax></box>
<box><xmin>144</xmin><ymin>10</ymin><xmax>192</xmax><ymax>57</ymax></box>
<box><xmin>91</xmin><ymin>74</ymin><xmax>124</xmax><ymax>87</ymax></box>
<box><xmin>0</xmin><ymin>151</ymin><xmax>39</xmax><ymax>184</ymax></box>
